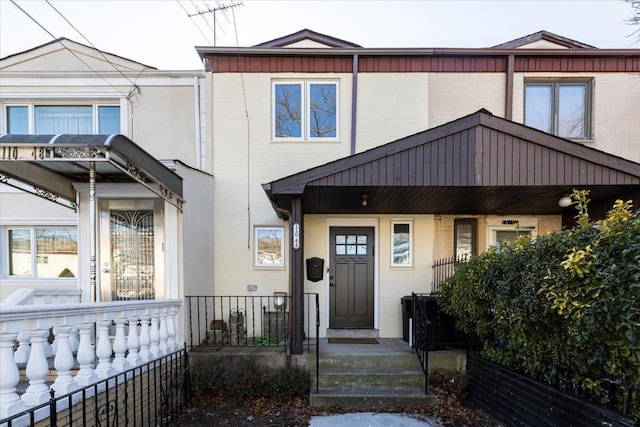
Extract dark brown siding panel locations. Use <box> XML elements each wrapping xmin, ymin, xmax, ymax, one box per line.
<box><xmin>207</xmin><ymin>55</ymin><xmax>353</xmax><ymax>73</ymax></box>
<box><xmin>358</xmin><ymin>56</ymin><xmax>506</xmax><ymax>72</ymax></box>
<box><xmin>514</xmin><ymin>56</ymin><xmax>640</xmax><ymax>73</ymax></box>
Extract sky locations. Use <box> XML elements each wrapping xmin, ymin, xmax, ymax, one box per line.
<box><xmin>0</xmin><ymin>0</ymin><xmax>638</xmax><ymax>70</ymax></box>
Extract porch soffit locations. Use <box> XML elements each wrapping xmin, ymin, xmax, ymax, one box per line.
<box><xmin>264</xmin><ymin>109</ymin><xmax>640</xmax><ymax>217</ymax></box>
<box><xmin>0</xmin><ymin>134</ymin><xmax>184</xmax><ymax>210</ymax></box>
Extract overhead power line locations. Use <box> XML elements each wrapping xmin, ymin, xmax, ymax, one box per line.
<box><xmin>9</xmin><ymin>0</ymin><xmax>130</xmax><ymax>99</ymax></box>
<box><xmin>44</xmin><ymin>0</ymin><xmax>141</xmax><ymax>96</ymax></box>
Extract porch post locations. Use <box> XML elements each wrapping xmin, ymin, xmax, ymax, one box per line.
<box><xmin>290</xmin><ymin>196</ymin><xmax>304</xmax><ymax>354</ymax></box>
<box><xmin>89</xmin><ymin>161</ymin><xmax>97</xmax><ymax>302</ymax></box>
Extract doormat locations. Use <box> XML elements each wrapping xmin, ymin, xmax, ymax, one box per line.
<box><xmin>328</xmin><ymin>337</ymin><xmax>379</xmax><ymax>344</ymax></box>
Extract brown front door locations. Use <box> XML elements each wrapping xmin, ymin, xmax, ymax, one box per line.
<box><xmin>329</xmin><ymin>227</ymin><xmax>374</xmax><ymax>328</ymax></box>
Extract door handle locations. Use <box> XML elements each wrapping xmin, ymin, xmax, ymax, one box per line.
<box><xmin>329</xmin><ymin>275</ymin><xmax>335</xmax><ymax>287</ymax></box>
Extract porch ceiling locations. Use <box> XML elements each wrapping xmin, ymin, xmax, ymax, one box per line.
<box><xmin>0</xmin><ymin>134</ymin><xmax>183</xmax><ymax>210</ymax></box>
<box><xmin>264</xmin><ymin>110</ymin><xmax>640</xmax><ymax>218</ymax></box>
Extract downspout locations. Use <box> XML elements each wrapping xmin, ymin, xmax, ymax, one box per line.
<box><xmin>505</xmin><ymin>54</ymin><xmax>515</xmax><ymax>121</ymax></box>
<box><xmin>193</xmin><ymin>76</ymin><xmax>202</xmax><ymax>170</ymax></box>
<box><xmin>350</xmin><ymin>54</ymin><xmax>359</xmax><ymax>155</ymax></box>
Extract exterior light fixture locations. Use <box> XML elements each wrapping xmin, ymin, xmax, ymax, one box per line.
<box><xmin>558</xmin><ymin>196</ymin><xmax>572</xmax><ymax>208</ymax></box>
<box><xmin>274</xmin><ymin>292</ymin><xmax>287</xmax><ymax>311</ymax></box>
<box><xmin>361</xmin><ymin>193</ymin><xmax>368</xmax><ymax>207</ymax></box>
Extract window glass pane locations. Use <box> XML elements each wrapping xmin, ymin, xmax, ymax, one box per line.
<box><xmin>309</xmin><ymin>83</ymin><xmax>336</xmax><ymax>138</ymax></box>
<box><xmin>336</xmin><ymin>245</ymin><xmax>346</xmax><ymax>255</ymax></box>
<box><xmin>455</xmin><ymin>224</ymin><xmax>473</xmax><ymax>258</ymax></box>
<box><xmin>98</xmin><ymin>106</ymin><xmax>120</xmax><ymax>134</ymax></box>
<box><xmin>558</xmin><ymin>85</ymin><xmax>585</xmax><ymax>138</ymax></box>
<box><xmin>525</xmin><ymin>85</ymin><xmax>552</xmax><ymax>133</ymax></box>
<box><xmin>35</xmin><ymin>106</ymin><xmax>92</xmax><ymax>134</ymax></box>
<box><xmin>7</xmin><ymin>106</ymin><xmax>29</xmax><ymax>134</ymax></box>
<box><xmin>392</xmin><ymin>223</ymin><xmax>411</xmax><ymax>265</ymax></box>
<box><xmin>347</xmin><ymin>245</ymin><xmax>356</xmax><ymax>255</ymax></box>
<box><xmin>274</xmin><ymin>84</ymin><xmax>302</xmax><ymax>138</ymax></box>
<box><xmin>357</xmin><ymin>245</ymin><xmax>367</xmax><ymax>255</ymax></box>
<box><xmin>9</xmin><ymin>229</ymin><xmax>31</xmax><ymax>276</ymax></box>
<box><xmin>35</xmin><ymin>227</ymin><xmax>78</xmax><ymax>278</ymax></box>
<box><xmin>347</xmin><ymin>235</ymin><xmax>356</xmax><ymax>244</ymax></box>
<box><xmin>495</xmin><ymin>229</ymin><xmax>531</xmax><ymax>244</ymax></box>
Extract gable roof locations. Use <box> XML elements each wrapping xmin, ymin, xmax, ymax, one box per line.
<box><xmin>264</xmin><ymin>110</ymin><xmax>640</xmax><ymax>217</ymax></box>
<box><xmin>254</xmin><ymin>29</ymin><xmax>362</xmax><ymax>48</ymax></box>
<box><xmin>491</xmin><ymin>30</ymin><xmax>596</xmax><ymax>49</ymax></box>
<box><xmin>0</xmin><ymin>37</ymin><xmax>156</xmax><ymax>71</ymax></box>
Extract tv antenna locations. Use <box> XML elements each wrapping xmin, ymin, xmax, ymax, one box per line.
<box><xmin>189</xmin><ymin>2</ymin><xmax>243</xmax><ymax>46</ymax></box>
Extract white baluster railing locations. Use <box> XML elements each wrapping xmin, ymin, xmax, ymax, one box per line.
<box><xmin>0</xmin><ymin>299</ymin><xmax>181</xmax><ymax>419</ymax></box>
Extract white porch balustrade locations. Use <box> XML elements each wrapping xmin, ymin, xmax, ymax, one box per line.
<box><xmin>0</xmin><ymin>299</ymin><xmax>181</xmax><ymax>419</ymax></box>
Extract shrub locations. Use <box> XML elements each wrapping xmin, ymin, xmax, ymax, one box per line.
<box><xmin>439</xmin><ymin>190</ymin><xmax>640</xmax><ymax>419</ymax></box>
<box><xmin>191</xmin><ymin>358</ymin><xmax>310</xmax><ymax>400</ymax></box>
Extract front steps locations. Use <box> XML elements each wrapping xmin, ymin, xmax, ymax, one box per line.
<box><xmin>310</xmin><ymin>340</ymin><xmax>437</xmax><ymax>409</ymax></box>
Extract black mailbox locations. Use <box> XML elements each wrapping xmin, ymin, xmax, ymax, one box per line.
<box><xmin>306</xmin><ymin>257</ymin><xmax>324</xmax><ymax>282</ymax></box>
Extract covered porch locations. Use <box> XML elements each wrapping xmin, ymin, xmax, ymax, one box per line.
<box><xmin>0</xmin><ymin>134</ymin><xmax>187</xmax><ymax>421</ymax></box>
<box><xmin>263</xmin><ymin>109</ymin><xmax>640</xmax><ymax>354</ymax></box>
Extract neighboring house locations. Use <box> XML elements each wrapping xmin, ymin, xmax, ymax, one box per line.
<box><xmin>0</xmin><ymin>38</ymin><xmax>214</xmax><ymax>340</ymax></box>
<box><xmin>196</xmin><ymin>29</ymin><xmax>640</xmax><ymax>353</ymax></box>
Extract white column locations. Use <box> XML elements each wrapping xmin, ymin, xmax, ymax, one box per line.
<box><xmin>0</xmin><ymin>333</ymin><xmax>26</xmax><ymax>418</ymax></box>
<box><xmin>50</xmin><ymin>326</ymin><xmax>78</xmax><ymax>396</ymax></box>
<box><xmin>75</xmin><ymin>323</ymin><xmax>97</xmax><ymax>386</ymax></box>
<box><xmin>22</xmin><ymin>329</ymin><xmax>50</xmax><ymax>406</ymax></box>
<box><xmin>158</xmin><ymin>312</ymin><xmax>168</xmax><ymax>356</ymax></box>
<box><xmin>126</xmin><ymin>317</ymin><xmax>141</xmax><ymax>367</ymax></box>
<box><xmin>149</xmin><ymin>315</ymin><xmax>160</xmax><ymax>358</ymax></box>
<box><xmin>13</xmin><ymin>330</ymin><xmax>31</xmax><ymax>364</ymax></box>
<box><xmin>139</xmin><ymin>315</ymin><xmax>152</xmax><ymax>363</ymax></box>
<box><xmin>42</xmin><ymin>329</ymin><xmax>53</xmax><ymax>358</ymax></box>
<box><xmin>166</xmin><ymin>309</ymin><xmax>176</xmax><ymax>353</ymax></box>
<box><xmin>94</xmin><ymin>321</ymin><xmax>115</xmax><ymax>379</ymax></box>
<box><xmin>111</xmin><ymin>318</ymin><xmax>129</xmax><ymax>372</ymax></box>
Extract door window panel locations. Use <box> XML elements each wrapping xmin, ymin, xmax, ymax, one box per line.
<box><xmin>110</xmin><ymin>210</ymin><xmax>155</xmax><ymax>300</ymax></box>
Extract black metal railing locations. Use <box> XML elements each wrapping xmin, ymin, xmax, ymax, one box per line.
<box><xmin>2</xmin><ymin>346</ymin><xmax>191</xmax><ymax>427</ymax></box>
<box><xmin>431</xmin><ymin>254</ymin><xmax>467</xmax><ymax>294</ymax></box>
<box><xmin>187</xmin><ymin>294</ymin><xmax>319</xmax><ymax>353</ymax></box>
<box><xmin>412</xmin><ymin>292</ymin><xmax>430</xmax><ymax>394</ymax></box>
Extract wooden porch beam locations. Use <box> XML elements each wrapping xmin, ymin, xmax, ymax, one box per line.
<box><xmin>289</xmin><ymin>196</ymin><xmax>304</xmax><ymax>355</ymax></box>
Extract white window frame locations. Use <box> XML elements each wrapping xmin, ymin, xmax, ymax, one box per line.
<box><xmin>2</xmin><ymin>102</ymin><xmax>121</xmax><ymax>134</ymax></box>
<box><xmin>390</xmin><ymin>219</ymin><xmax>413</xmax><ymax>267</ymax></box>
<box><xmin>1</xmin><ymin>225</ymin><xmax>78</xmax><ymax>280</ymax></box>
<box><xmin>272</xmin><ymin>80</ymin><xmax>339</xmax><ymax>142</ymax></box>
<box><xmin>486</xmin><ymin>216</ymin><xmax>538</xmax><ymax>248</ymax></box>
<box><xmin>253</xmin><ymin>226</ymin><xmax>286</xmax><ymax>269</ymax></box>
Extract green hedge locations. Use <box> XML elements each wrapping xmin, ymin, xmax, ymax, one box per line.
<box><xmin>439</xmin><ymin>191</ymin><xmax>639</xmax><ymax>419</ymax></box>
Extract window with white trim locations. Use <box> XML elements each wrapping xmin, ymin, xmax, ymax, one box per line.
<box><xmin>486</xmin><ymin>217</ymin><xmax>538</xmax><ymax>248</ymax></box>
<box><xmin>272</xmin><ymin>81</ymin><xmax>338</xmax><ymax>141</ymax></box>
<box><xmin>4</xmin><ymin>104</ymin><xmax>120</xmax><ymax>134</ymax></box>
<box><xmin>524</xmin><ymin>80</ymin><xmax>592</xmax><ymax>140</ymax></box>
<box><xmin>3</xmin><ymin>226</ymin><xmax>78</xmax><ymax>278</ymax></box>
<box><xmin>391</xmin><ymin>220</ymin><xmax>413</xmax><ymax>267</ymax></box>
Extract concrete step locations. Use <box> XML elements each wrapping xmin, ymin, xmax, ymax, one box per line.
<box><xmin>318</xmin><ymin>353</ymin><xmax>421</xmax><ymax>370</ymax></box>
<box><xmin>314</xmin><ymin>369</ymin><xmax>424</xmax><ymax>389</ymax></box>
<box><xmin>310</xmin><ymin>387</ymin><xmax>436</xmax><ymax>409</ymax></box>
<box><xmin>325</xmin><ymin>329</ymin><xmax>379</xmax><ymax>339</ymax></box>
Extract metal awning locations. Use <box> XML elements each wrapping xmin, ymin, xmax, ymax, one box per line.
<box><xmin>0</xmin><ymin>134</ymin><xmax>184</xmax><ymax>211</ymax></box>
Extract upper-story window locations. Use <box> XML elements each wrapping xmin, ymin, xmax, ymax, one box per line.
<box><xmin>273</xmin><ymin>81</ymin><xmax>338</xmax><ymax>141</ymax></box>
<box><xmin>5</xmin><ymin>104</ymin><xmax>120</xmax><ymax>134</ymax></box>
<box><xmin>524</xmin><ymin>80</ymin><xmax>592</xmax><ymax>140</ymax></box>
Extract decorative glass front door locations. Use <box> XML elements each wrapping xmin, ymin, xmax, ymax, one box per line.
<box><xmin>100</xmin><ymin>200</ymin><xmax>162</xmax><ymax>301</ymax></box>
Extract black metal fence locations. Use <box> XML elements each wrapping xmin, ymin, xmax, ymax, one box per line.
<box><xmin>467</xmin><ymin>352</ymin><xmax>637</xmax><ymax>426</ymax></box>
<box><xmin>2</xmin><ymin>346</ymin><xmax>191</xmax><ymax>427</ymax></box>
<box><xmin>431</xmin><ymin>254</ymin><xmax>467</xmax><ymax>294</ymax></box>
<box><xmin>186</xmin><ymin>294</ymin><xmax>319</xmax><ymax>353</ymax></box>
<box><xmin>411</xmin><ymin>293</ymin><xmax>468</xmax><ymax>395</ymax></box>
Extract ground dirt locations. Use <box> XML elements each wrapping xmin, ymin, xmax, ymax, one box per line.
<box><xmin>172</xmin><ymin>376</ymin><xmax>501</xmax><ymax>426</ymax></box>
